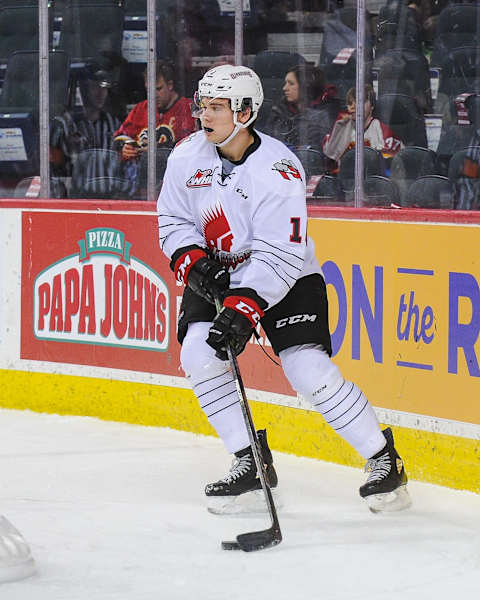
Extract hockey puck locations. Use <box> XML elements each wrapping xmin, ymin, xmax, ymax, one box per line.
<box><xmin>221</xmin><ymin>540</ymin><xmax>241</xmax><ymax>550</ymax></box>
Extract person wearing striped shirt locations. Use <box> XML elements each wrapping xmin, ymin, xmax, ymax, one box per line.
<box><xmin>50</xmin><ymin>66</ymin><xmax>121</xmax><ymax>181</ymax></box>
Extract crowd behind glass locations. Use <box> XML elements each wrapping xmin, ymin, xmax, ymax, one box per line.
<box><xmin>0</xmin><ymin>0</ymin><xmax>479</xmax><ymax>210</ymax></box>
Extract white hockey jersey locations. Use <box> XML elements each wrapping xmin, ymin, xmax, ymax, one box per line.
<box><xmin>157</xmin><ymin>129</ymin><xmax>321</xmax><ymax>309</ymax></box>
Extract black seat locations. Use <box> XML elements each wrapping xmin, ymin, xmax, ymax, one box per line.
<box><xmin>375</xmin><ymin>93</ymin><xmax>427</xmax><ymax>147</ymax></box>
<box><xmin>465</xmin><ymin>94</ymin><xmax>480</xmax><ymax>128</ymax></box>
<box><xmin>70</xmin><ymin>148</ymin><xmax>132</xmax><ymax>199</ymax></box>
<box><xmin>437</xmin><ymin>47</ymin><xmax>480</xmax><ymax>99</ymax></box>
<box><xmin>375</xmin><ymin>0</ymin><xmax>423</xmax><ymax>56</ymax></box>
<box><xmin>58</xmin><ymin>1</ymin><xmax>125</xmax><ymax>69</ymax></box>
<box><xmin>320</xmin><ymin>7</ymin><xmax>373</xmax><ymax>67</ymax></box>
<box><xmin>253</xmin><ymin>51</ymin><xmax>306</xmax><ymax>103</ymax></box>
<box><xmin>431</xmin><ymin>3</ymin><xmax>480</xmax><ymax>67</ymax></box>
<box><xmin>390</xmin><ymin>146</ymin><xmax>437</xmax><ymax>205</ymax></box>
<box><xmin>0</xmin><ymin>5</ymin><xmax>54</xmax><ymax>63</ymax></box>
<box><xmin>448</xmin><ymin>146</ymin><xmax>480</xmax><ymax>210</ymax></box>
<box><xmin>136</xmin><ymin>147</ymin><xmax>172</xmax><ymax>198</ymax></box>
<box><xmin>0</xmin><ymin>50</ymin><xmax>70</xmax><ymax>115</ymax></box>
<box><xmin>255</xmin><ymin>98</ymin><xmax>273</xmax><ymax>133</ymax></box>
<box><xmin>0</xmin><ymin>50</ymin><xmax>70</xmax><ymax>180</ymax></box>
<box><xmin>124</xmin><ymin>0</ymin><xmax>147</xmax><ymax>15</ymax></box>
<box><xmin>436</xmin><ymin>123</ymin><xmax>476</xmax><ymax>176</ymax></box>
<box><xmin>338</xmin><ymin>147</ymin><xmax>386</xmax><ymax>192</ymax></box>
<box><xmin>292</xmin><ymin>147</ymin><xmax>325</xmax><ymax>178</ymax></box>
<box><xmin>363</xmin><ymin>175</ymin><xmax>401</xmax><ymax>207</ymax></box>
<box><xmin>309</xmin><ymin>175</ymin><xmax>345</xmax><ymax>204</ymax></box>
<box><xmin>374</xmin><ymin>49</ymin><xmax>432</xmax><ymax>113</ymax></box>
<box><xmin>405</xmin><ymin>175</ymin><xmax>454</xmax><ymax>209</ymax></box>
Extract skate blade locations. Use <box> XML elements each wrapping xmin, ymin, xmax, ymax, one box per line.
<box><xmin>365</xmin><ymin>485</ymin><xmax>412</xmax><ymax>513</ymax></box>
<box><xmin>0</xmin><ymin>557</ymin><xmax>36</xmax><ymax>584</ymax></box>
<box><xmin>0</xmin><ymin>516</ymin><xmax>36</xmax><ymax>583</ymax></box>
<box><xmin>207</xmin><ymin>488</ymin><xmax>282</xmax><ymax>516</ymax></box>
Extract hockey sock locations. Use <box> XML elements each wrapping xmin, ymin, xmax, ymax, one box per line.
<box><xmin>192</xmin><ymin>369</ymin><xmax>250</xmax><ymax>453</ymax></box>
<box><xmin>280</xmin><ymin>344</ymin><xmax>386</xmax><ymax>458</ymax></box>
<box><xmin>181</xmin><ymin>322</ymin><xmax>250</xmax><ymax>453</ymax></box>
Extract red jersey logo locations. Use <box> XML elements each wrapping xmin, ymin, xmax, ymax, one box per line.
<box><xmin>186</xmin><ymin>169</ymin><xmax>213</xmax><ymax>187</ymax></box>
<box><xmin>201</xmin><ymin>204</ymin><xmax>233</xmax><ymax>251</ymax></box>
<box><xmin>272</xmin><ymin>159</ymin><xmax>302</xmax><ymax>181</ymax></box>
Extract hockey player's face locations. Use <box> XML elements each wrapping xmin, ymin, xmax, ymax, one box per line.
<box><xmin>199</xmin><ymin>97</ymin><xmax>235</xmax><ymax>143</ymax></box>
<box><xmin>283</xmin><ymin>72</ymin><xmax>299</xmax><ymax>104</ymax></box>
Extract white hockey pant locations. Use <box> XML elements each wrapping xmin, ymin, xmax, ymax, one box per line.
<box><xmin>180</xmin><ymin>322</ymin><xmax>250</xmax><ymax>453</ymax></box>
<box><xmin>280</xmin><ymin>344</ymin><xmax>385</xmax><ymax>458</ymax></box>
<box><xmin>181</xmin><ymin>324</ymin><xmax>385</xmax><ymax>459</ymax></box>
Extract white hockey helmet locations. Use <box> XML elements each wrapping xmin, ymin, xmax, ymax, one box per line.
<box><xmin>194</xmin><ymin>64</ymin><xmax>264</xmax><ymax>128</ymax></box>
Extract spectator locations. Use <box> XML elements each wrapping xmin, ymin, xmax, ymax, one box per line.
<box><xmin>50</xmin><ymin>64</ymin><xmax>121</xmax><ymax>178</ymax></box>
<box><xmin>113</xmin><ymin>60</ymin><xmax>197</xmax><ymax>160</ymax></box>
<box><xmin>323</xmin><ymin>84</ymin><xmax>404</xmax><ymax>168</ymax></box>
<box><xmin>456</xmin><ymin>130</ymin><xmax>480</xmax><ymax>210</ymax></box>
<box><xmin>264</xmin><ymin>64</ymin><xmax>339</xmax><ymax>152</ymax></box>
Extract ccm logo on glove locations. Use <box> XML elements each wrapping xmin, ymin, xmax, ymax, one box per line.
<box><xmin>223</xmin><ymin>296</ymin><xmax>264</xmax><ymax>326</ymax></box>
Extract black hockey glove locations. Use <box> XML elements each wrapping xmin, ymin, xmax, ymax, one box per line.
<box><xmin>207</xmin><ymin>290</ymin><xmax>267</xmax><ymax>361</ymax></box>
<box><xmin>171</xmin><ymin>245</ymin><xmax>230</xmax><ymax>304</ymax></box>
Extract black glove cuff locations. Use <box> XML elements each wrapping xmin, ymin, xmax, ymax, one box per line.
<box><xmin>223</xmin><ymin>287</ymin><xmax>268</xmax><ymax>311</ymax></box>
<box><xmin>169</xmin><ymin>244</ymin><xmax>205</xmax><ymax>272</ymax></box>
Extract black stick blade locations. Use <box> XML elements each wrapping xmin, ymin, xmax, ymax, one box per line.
<box><xmin>221</xmin><ymin>540</ymin><xmax>241</xmax><ymax>550</ymax></box>
<box><xmin>235</xmin><ymin>527</ymin><xmax>282</xmax><ymax>552</ymax></box>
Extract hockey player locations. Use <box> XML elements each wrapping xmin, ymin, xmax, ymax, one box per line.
<box><xmin>157</xmin><ymin>64</ymin><xmax>411</xmax><ymax>514</ymax></box>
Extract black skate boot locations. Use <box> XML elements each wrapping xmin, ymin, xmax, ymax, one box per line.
<box><xmin>359</xmin><ymin>428</ymin><xmax>411</xmax><ymax>513</ymax></box>
<box><xmin>205</xmin><ymin>429</ymin><xmax>278</xmax><ymax>515</ymax></box>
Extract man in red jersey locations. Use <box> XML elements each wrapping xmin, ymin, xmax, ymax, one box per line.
<box><xmin>114</xmin><ymin>60</ymin><xmax>197</xmax><ymax>158</ymax></box>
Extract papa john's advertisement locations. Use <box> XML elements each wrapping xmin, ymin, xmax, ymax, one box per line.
<box><xmin>21</xmin><ymin>212</ymin><xmax>178</xmax><ymax>375</ymax></box>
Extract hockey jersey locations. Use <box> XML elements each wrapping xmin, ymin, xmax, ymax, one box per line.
<box><xmin>323</xmin><ymin>113</ymin><xmax>404</xmax><ymax>162</ymax></box>
<box><xmin>113</xmin><ymin>96</ymin><xmax>196</xmax><ymax>149</ymax></box>
<box><xmin>157</xmin><ymin>130</ymin><xmax>321</xmax><ymax>309</ymax></box>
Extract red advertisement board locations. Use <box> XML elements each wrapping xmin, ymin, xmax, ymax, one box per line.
<box><xmin>21</xmin><ymin>211</ymin><xmax>296</xmax><ymax>396</ymax></box>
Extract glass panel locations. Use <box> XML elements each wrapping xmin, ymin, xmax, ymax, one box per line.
<box><xmin>0</xmin><ymin>0</ymin><xmax>42</xmax><ymax>198</ymax></box>
<box><xmin>47</xmin><ymin>0</ymin><xmax>203</xmax><ymax>200</ymax></box>
<box><xmin>245</xmin><ymin>1</ymin><xmax>480</xmax><ymax>212</ymax></box>
<box><xmin>2</xmin><ymin>0</ymin><xmax>479</xmax><ymax>211</ymax></box>
<box><xmin>49</xmin><ymin>0</ymin><xmax>131</xmax><ymax>199</ymax></box>
<box><xmin>243</xmin><ymin>1</ymin><xmax>372</xmax><ymax>206</ymax></box>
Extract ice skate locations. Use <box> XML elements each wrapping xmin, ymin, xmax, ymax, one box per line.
<box><xmin>359</xmin><ymin>428</ymin><xmax>412</xmax><ymax>513</ymax></box>
<box><xmin>0</xmin><ymin>515</ymin><xmax>36</xmax><ymax>584</ymax></box>
<box><xmin>206</xmin><ymin>429</ymin><xmax>279</xmax><ymax>515</ymax></box>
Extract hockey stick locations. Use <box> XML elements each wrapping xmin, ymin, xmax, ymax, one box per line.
<box><xmin>214</xmin><ymin>294</ymin><xmax>282</xmax><ymax>552</ymax></box>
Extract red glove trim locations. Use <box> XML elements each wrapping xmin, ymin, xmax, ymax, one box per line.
<box><xmin>174</xmin><ymin>249</ymin><xmax>206</xmax><ymax>284</ymax></box>
<box><xmin>223</xmin><ymin>295</ymin><xmax>265</xmax><ymax>327</ymax></box>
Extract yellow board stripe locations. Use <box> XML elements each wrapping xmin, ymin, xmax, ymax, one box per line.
<box><xmin>1</xmin><ymin>369</ymin><xmax>479</xmax><ymax>493</ymax></box>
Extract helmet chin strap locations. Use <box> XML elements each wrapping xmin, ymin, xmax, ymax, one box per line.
<box><xmin>213</xmin><ymin>109</ymin><xmax>255</xmax><ymax>148</ymax></box>
<box><xmin>214</xmin><ymin>123</ymin><xmax>242</xmax><ymax>148</ymax></box>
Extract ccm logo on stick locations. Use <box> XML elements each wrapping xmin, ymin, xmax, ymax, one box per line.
<box><xmin>276</xmin><ymin>314</ymin><xmax>317</xmax><ymax>328</ymax></box>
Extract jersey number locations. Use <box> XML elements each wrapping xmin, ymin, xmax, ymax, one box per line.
<box><xmin>290</xmin><ymin>217</ymin><xmax>302</xmax><ymax>243</ymax></box>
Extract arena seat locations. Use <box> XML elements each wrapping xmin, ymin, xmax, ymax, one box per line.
<box><xmin>390</xmin><ymin>146</ymin><xmax>437</xmax><ymax>205</ymax></box>
<box><xmin>404</xmin><ymin>175</ymin><xmax>453</xmax><ymax>209</ymax></box>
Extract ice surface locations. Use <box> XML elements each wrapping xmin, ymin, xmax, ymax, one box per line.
<box><xmin>1</xmin><ymin>408</ymin><xmax>479</xmax><ymax>599</ymax></box>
